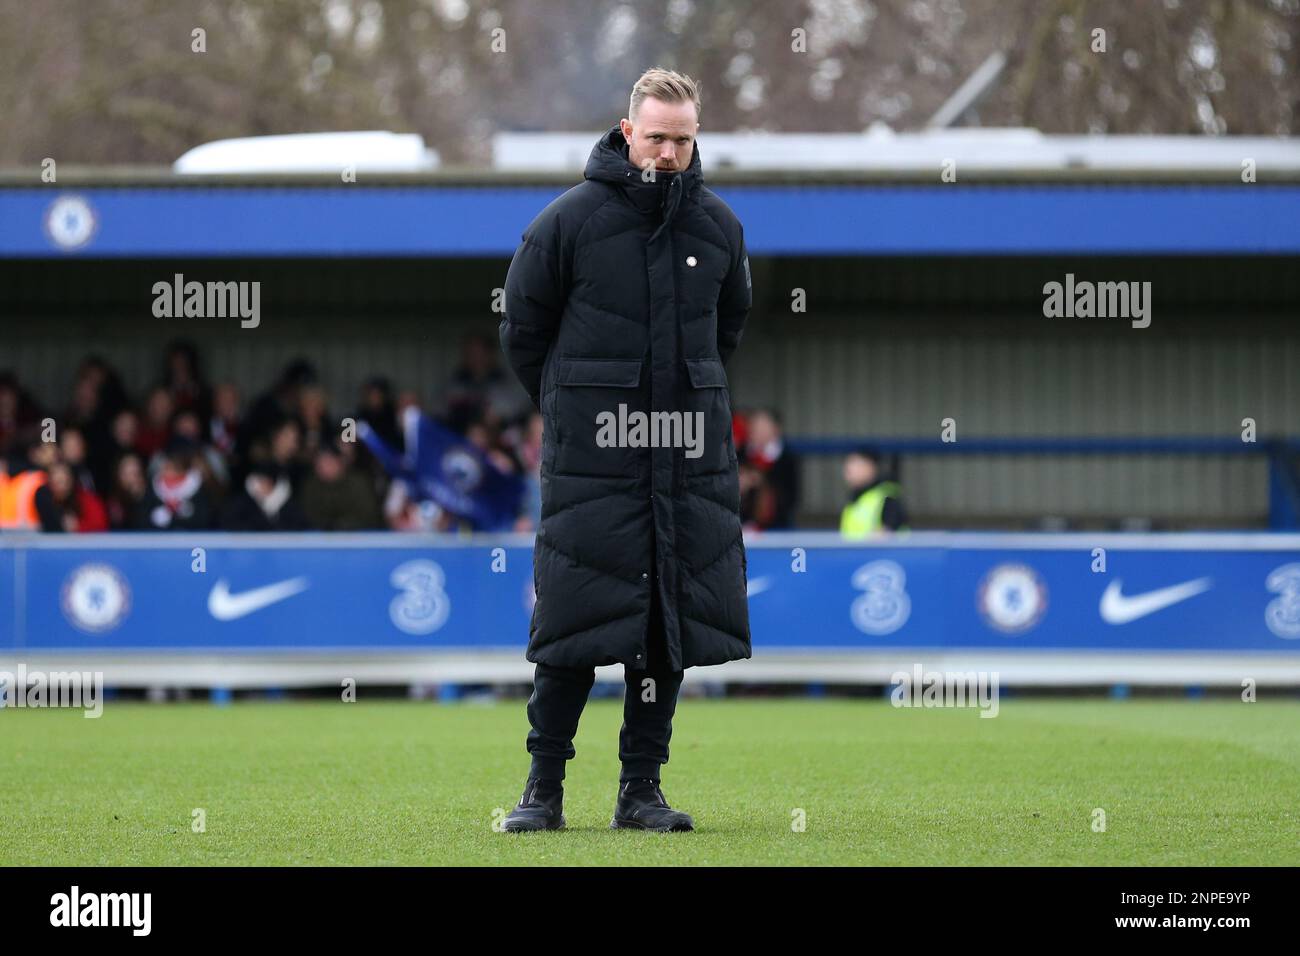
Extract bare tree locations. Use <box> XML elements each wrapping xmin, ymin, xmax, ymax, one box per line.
<box><xmin>0</xmin><ymin>0</ymin><xmax>1295</xmax><ymax>168</ymax></box>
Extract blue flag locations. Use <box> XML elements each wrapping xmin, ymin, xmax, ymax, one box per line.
<box><xmin>359</xmin><ymin>408</ymin><xmax>525</xmax><ymax>532</ymax></box>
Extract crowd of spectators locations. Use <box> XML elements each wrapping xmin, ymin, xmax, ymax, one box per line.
<box><xmin>1</xmin><ymin>336</ymin><xmax>802</xmax><ymax>533</ymax></box>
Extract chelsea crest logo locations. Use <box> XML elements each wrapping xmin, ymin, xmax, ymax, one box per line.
<box><xmin>441</xmin><ymin>447</ymin><xmax>483</xmax><ymax>495</ymax></box>
<box><xmin>44</xmin><ymin>195</ymin><xmax>99</xmax><ymax>251</ymax></box>
<box><xmin>978</xmin><ymin>563</ymin><xmax>1048</xmax><ymax>634</ymax></box>
<box><xmin>61</xmin><ymin>563</ymin><xmax>132</xmax><ymax>633</ymax></box>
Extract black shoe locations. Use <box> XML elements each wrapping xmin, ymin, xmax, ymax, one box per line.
<box><xmin>501</xmin><ymin>777</ymin><xmax>565</xmax><ymax>832</ymax></box>
<box><xmin>610</xmin><ymin>778</ymin><xmax>694</xmax><ymax>832</ymax></box>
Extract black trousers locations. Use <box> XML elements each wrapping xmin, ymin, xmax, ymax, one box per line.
<box><xmin>525</xmin><ymin>580</ymin><xmax>684</xmax><ymax>783</ymax></box>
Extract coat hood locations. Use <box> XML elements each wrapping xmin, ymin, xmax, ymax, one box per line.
<box><xmin>584</xmin><ymin>125</ymin><xmax>703</xmax><ymax>241</ymax></box>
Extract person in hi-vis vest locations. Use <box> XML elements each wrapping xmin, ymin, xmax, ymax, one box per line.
<box><xmin>840</xmin><ymin>448</ymin><xmax>908</xmax><ymax>537</ymax></box>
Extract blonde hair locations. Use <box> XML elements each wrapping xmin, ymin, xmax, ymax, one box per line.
<box><xmin>629</xmin><ymin>67</ymin><xmax>701</xmax><ymax>121</ymax></box>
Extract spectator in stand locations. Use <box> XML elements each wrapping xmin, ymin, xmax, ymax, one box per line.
<box><xmin>24</xmin><ymin>437</ymin><xmax>58</xmax><ymax>473</ymax></box>
<box><xmin>840</xmin><ymin>447</ymin><xmax>908</xmax><ymax>536</ymax></box>
<box><xmin>512</xmin><ymin>412</ymin><xmax>543</xmax><ymax>531</ymax></box>
<box><xmin>66</xmin><ymin>357</ymin><xmax>127</xmax><ymax>463</ymax></box>
<box><xmin>465</xmin><ymin>416</ymin><xmax>518</xmax><ymax>476</ymax></box>
<box><xmin>161</xmin><ymin>340</ymin><xmax>212</xmax><ymax>421</ymax></box>
<box><xmin>139</xmin><ymin>439</ymin><xmax>211</xmax><ymax>530</ymax></box>
<box><xmin>209</xmin><ymin>382</ymin><xmax>242</xmax><ymax>461</ymax></box>
<box><xmin>108</xmin><ymin>408</ymin><xmax>140</xmax><ymax>464</ymax></box>
<box><xmin>167</xmin><ymin>408</ymin><xmax>229</xmax><ymax>497</ymax></box>
<box><xmin>220</xmin><ymin>462</ymin><xmax>310</xmax><ymax>531</ymax></box>
<box><xmin>62</xmin><ymin>359</ymin><xmax>123</xmax><ymax>490</ymax></box>
<box><xmin>240</xmin><ymin>359</ymin><xmax>317</xmax><ymax>469</ymax></box>
<box><xmin>64</xmin><ymin>374</ymin><xmax>105</xmax><ymax>462</ymax></box>
<box><xmin>58</xmin><ymin>426</ymin><xmax>98</xmax><ymax>494</ymax></box>
<box><xmin>0</xmin><ymin>440</ymin><xmax>52</xmax><ymax>530</ymax></box>
<box><xmin>297</xmin><ymin>383</ymin><xmax>331</xmax><ymax>462</ymax></box>
<box><xmin>355</xmin><ymin>376</ymin><xmax>401</xmax><ymax>449</ymax></box>
<box><xmin>35</xmin><ymin>461</ymin><xmax>109</xmax><ymax>532</ymax></box>
<box><xmin>442</xmin><ymin>332</ymin><xmax>518</xmax><ymax>433</ymax></box>
<box><xmin>0</xmin><ymin>373</ymin><xmax>43</xmax><ymax>459</ymax></box>
<box><xmin>378</xmin><ymin>395</ymin><xmax>447</xmax><ymax>534</ymax></box>
<box><xmin>384</xmin><ymin>478</ymin><xmax>448</xmax><ymax>532</ymax></box>
<box><xmin>268</xmin><ymin>417</ymin><xmax>306</xmax><ymax>488</ymax></box>
<box><xmin>106</xmin><ymin>452</ymin><xmax>149</xmax><ymax>530</ymax></box>
<box><xmin>352</xmin><ymin>376</ymin><xmax>401</xmax><ymax>482</ymax></box>
<box><xmin>738</xmin><ymin>459</ymin><xmax>777</xmax><ymax>531</ymax></box>
<box><xmin>74</xmin><ymin>356</ymin><xmax>128</xmax><ymax>424</ymax></box>
<box><xmin>301</xmin><ymin>440</ymin><xmax>382</xmax><ymax>530</ymax></box>
<box><xmin>740</xmin><ymin>408</ymin><xmax>800</xmax><ymax>529</ymax></box>
<box><xmin>136</xmin><ymin>386</ymin><xmax>174</xmax><ymax>459</ymax></box>
<box><xmin>397</xmin><ymin>388</ymin><xmax>422</xmax><ymax>415</ymax></box>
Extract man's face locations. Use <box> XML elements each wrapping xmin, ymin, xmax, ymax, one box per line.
<box><xmin>843</xmin><ymin>454</ymin><xmax>878</xmax><ymax>489</ymax></box>
<box><xmin>314</xmin><ymin>450</ymin><xmax>343</xmax><ymax>483</ymax></box>
<box><xmin>620</xmin><ymin>97</ymin><xmax>699</xmax><ymax>175</ymax></box>
<box><xmin>747</xmin><ymin>411</ymin><xmax>778</xmax><ymax>448</ymax></box>
<box><xmin>248</xmin><ymin>475</ymin><xmax>274</xmax><ymax>500</ymax></box>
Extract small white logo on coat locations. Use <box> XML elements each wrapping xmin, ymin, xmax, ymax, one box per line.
<box><xmin>208</xmin><ymin>577</ymin><xmax>309</xmax><ymax>621</ymax></box>
<box><xmin>686</xmin><ymin>256</ymin><xmax>697</xmax><ymax>267</ymax></box>
<box><xmin>1098</xmin><ymin>577</ymin><xmax>1211</xmax><ymax>625</ymax></box>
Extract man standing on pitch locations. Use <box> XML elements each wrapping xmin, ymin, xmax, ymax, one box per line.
<box><xmin>498</xmin><ymin>67</ymin><xmax>753</xmax><ymax>832</ymax></box>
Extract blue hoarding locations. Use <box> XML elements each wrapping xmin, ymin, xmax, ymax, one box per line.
<box><xmin>2</xmin><ymin>533</ymin><xmax>1299</xmax><ymax>655</ymax></box>
<box><xmin>3</xmin><ymin>184</ymin><xmax>1300</xmax><ymax>258</ymax></box>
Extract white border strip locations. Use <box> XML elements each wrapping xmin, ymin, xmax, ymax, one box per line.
<box><xmin>3</xmin><ymin>652</ymin><xmax>1297</xmax><ymax>688</ymax></box>
<box><xmin>3</xmin><ymin>531</ymin><xmax>1300</xmax><ymax>551</ymax></box>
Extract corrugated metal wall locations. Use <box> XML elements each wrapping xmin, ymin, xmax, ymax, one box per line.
<box><xmin>726</xmin><ymin>312</ymin><xmax>1298</xmax><ymax>526</ymax></box>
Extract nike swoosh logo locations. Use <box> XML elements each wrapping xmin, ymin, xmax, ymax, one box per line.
<box><xmin>1099</xmin><ymin>577</ymin><xmax>1211</xmax><ymax>625</ymax></box>
<box><xmin>208</xmin><ymin>577</ymin><xmax>310</xmax><ymax>621</ymax></box>
<box><xmin>747</xmin><ymin>576</ymin><xmax>772</xmax><ymax>598</ymax></box>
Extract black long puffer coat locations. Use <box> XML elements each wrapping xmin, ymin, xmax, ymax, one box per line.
<box><xmin>500</xmin><ymin>125</ymin><xmax>753</xmax><ymax>671</ymax></box>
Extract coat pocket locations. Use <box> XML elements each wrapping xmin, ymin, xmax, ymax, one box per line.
<box><xmin>685</xmin><ymin>357</ymin><xmax>727</xmax><ymax>389</ymax></box>
<box><xmin>551</xmin><ymin>356</ymin><xmax>647</xmax><ymax>478</ymax></box>
<box><xmin>557</xmin><ymin>358</ymin><xmax>643</xmax><ymax>388</ymax></box>
<box><xmin>683</xmin><ymin>358</ymin><xmax>732</xmax><ymax>475</ymax></box>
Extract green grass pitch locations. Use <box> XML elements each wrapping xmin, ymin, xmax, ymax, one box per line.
<box><xmin>2</xmin><ymin>698</ymin><xmax>1297</xmax><ymax>865</ymax></box>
